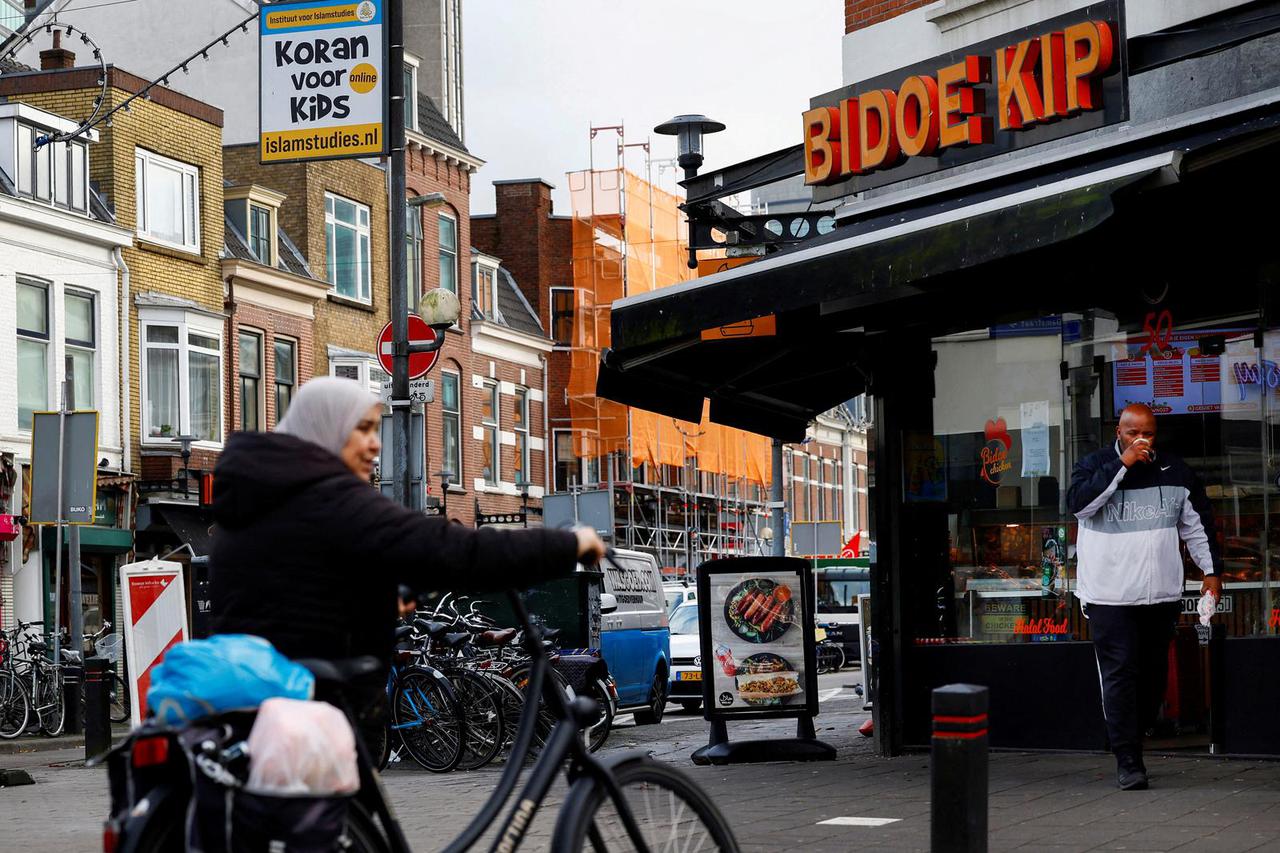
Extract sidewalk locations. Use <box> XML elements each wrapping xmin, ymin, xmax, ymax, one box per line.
<box><xmin>0</xmin><ymin>724</ymin><xmax>129</xmax><ymax>756</ymax></box>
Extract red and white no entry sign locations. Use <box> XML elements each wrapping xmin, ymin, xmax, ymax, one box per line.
<box><xmin>377</xmin><ymin>314</ymin><xmax>440</xmax><ymax>380</ymax></box>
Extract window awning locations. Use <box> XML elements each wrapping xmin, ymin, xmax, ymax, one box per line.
<box><xmin>598</xmin><ymin>98</ymin><xmax>1280</xmax><ymax>440</ymax></box>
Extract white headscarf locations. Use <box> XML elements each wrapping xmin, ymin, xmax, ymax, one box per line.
<box><xmin>275</xmin><ymin>376</ymin><xmax>381</xmax><ymax>456</ymax></box>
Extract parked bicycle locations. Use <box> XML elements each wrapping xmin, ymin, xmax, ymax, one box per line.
<box><xmin>101</xmin><ymin>584</ymin><xmax>739</xmax><ymax>852</ymax></box>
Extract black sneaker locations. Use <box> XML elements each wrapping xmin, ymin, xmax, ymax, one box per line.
<box><xmin>1118</xmin><ymin>767</ymin><xmax>1149</xmax><ymax>790</ymax></box>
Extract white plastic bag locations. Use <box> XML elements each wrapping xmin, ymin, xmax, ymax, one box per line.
<box><xmin>245</xmin><ymin>697</ymin><xmax>359</xmax><ymax>796</ymax></box>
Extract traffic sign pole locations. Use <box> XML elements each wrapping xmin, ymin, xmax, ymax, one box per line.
<box><xmin>389</xmin><ymin>0</ymin><xmax>411</xmax><ymax>509</ymax></box>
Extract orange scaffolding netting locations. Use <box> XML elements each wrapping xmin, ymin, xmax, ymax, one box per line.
<box><xmin>566</xmin><ymin>166</ymin><xmax>771</xmax><ymax>486</ymax></box>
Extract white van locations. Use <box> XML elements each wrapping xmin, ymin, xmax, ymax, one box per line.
<box><xmin>599</xmin><ymin>549</ymin><xmax>672</xmax><ymax>724</ymax></box>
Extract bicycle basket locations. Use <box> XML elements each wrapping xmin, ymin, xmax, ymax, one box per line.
<box><xmin>95</xmin><ymin>634</ymin><xmax>122</xmax><ymax>663</ymax></box>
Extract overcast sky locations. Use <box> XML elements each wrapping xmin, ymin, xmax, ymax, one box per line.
<box><xmin>463</xmin><ymin>1</ymin><xmax>844</xmax><ymax>215</ymax></box>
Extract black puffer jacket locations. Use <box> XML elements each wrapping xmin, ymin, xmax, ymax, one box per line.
<box><xmin>209</xmin><ymin>432</ymin><xmax>579</xmax><ymax>668</ymax></box>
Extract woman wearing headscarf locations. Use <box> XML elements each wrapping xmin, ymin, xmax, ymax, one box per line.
<box><xmin>209</xmin><ymin>377</ymin><xmax>603</xmax><ymax>738</ymax></box>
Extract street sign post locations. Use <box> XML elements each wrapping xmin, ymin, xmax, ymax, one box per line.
<box><xmin>377</xmin><ymin>315</ymin><xmax>439</xmax><ymax>380</ymax></box>
<box><xmin>379</xmin><ymin>412</ymin><xmax>424</xmax><ymax>510</ymax></box>
<box><xmin>29</xmin><ymin>411</ymin><xmax>98</xmax><ymax>525</ymax></box>
<box><xmin>379</xmin><ymin>378</ymin><xmax>434</xmax><ymax>404</ymax></box>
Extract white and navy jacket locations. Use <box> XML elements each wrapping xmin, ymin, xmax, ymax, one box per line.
<box><xmin>1067</xmin><ymin>442</ymin><xmax>1222</xmax><ymax>606</ymax></box>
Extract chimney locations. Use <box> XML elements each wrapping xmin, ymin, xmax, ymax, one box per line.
<box><xmin>40</xmin><ymin>30</ymin><xmax>76</xmax><ymax>71</ymax></box>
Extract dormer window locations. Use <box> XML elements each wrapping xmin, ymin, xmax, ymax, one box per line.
<box><xmin>225</xmin><ymin>184</ymin><xmax>285</xmax><ymax>269</ymax></box>
<box><xmin>12</xmin><ymin>120</ymin><xmax>89</xmax><ymax>213</ymax></box>
<box><xmin>472</xmin><ymin>253</ymin><xmax>501</xmax><ymax>322</ymax></box>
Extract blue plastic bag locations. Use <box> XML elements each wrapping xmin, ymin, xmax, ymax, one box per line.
<box><xmin>147</xmin><ymin>635</ymin><xmax>314</xmax><ymax>726</ymax></box>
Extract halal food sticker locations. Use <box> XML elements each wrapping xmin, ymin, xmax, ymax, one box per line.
<box><xmin>356</xmin><ymin>1</ymin><xmax>376</xmax><ymax>22</ymax></box>
<box><xmin>724</xmin><ymin>577</ymin><xmax>795</xmax><ymax>643</ymax></box>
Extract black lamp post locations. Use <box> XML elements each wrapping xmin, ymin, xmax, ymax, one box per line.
<box><xmin>436</xmin><ymin>470</ymin><xmax>453</xmax><ymax>518</ymax></box>
<box><xmin>516</xmin><ymin>480</ymin><xmax>530</xmax><ymax>528</ymax></box>
<box><xmin>654</xmin><ymin>114</ymin><xmax>725</xmax><ymax>268</ymax></box>
<box><xmin>172</xmin><ymin>434</ymin><xmax>198</xmax><ymax>498</ymax></box>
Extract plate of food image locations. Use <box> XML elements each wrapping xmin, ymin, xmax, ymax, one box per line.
<box><xmin>734</xmin><ymin>653</ymin><xmax>802</xmax><ymax>705</ymax></box>
<box><xmin>724</xmin><ymin>578</ymin><xmax>795</xmax><ymax>643</ymax></box>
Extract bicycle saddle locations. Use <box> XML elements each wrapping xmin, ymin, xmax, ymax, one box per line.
<box><xmin>543</xmin><ymin>627</ymin><xmax>562</xmax><ymax>641</ymax></box>
<box><xmin>442</xmin><ymin>632</ymin><xmax>471</xmax><ymax>649</ymax></box>
<box><xmin>476</xmin><ymin>628</ymin><xmax>517</xmax><ymax>647</ymax></box>
<box><xmin>394</xmin><ymin>625</ymin><xmax>414</xmax><ymax>640</ymax></box>
<box><xmin>414</xmin><ymin>619</ymin><xmax>452</xmax><ymax>637</ymax></box>
<box><xmin>294</xmin><ymin>656</ymin><xmax>382</xmax><ymax>685</ymax></box>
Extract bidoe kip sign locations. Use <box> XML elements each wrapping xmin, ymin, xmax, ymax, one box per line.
<box><xmin>259</xmin><ymin>0</ymin><xmax>387</xmax><ymax>163</ymax></box>
<box><xmin>804</xmin><ymin>1</ymin><xmax>1126</xmax><ymax>198</ymax></box>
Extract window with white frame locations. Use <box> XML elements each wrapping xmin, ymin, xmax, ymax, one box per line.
<box><xmin>481</xmin><ymin>380</ymin><xmax>498</xmax><ymax>485</ymax></box>
<box><xmin>402</xmin><ymin>58</ymin><xmax>418</xmax><ymax>131</ymax></box>
<box><xmin>65</xmin><ymin>291</ymin><xmax>95</xmax><ymax>410</ymax></box>
<box><xmin>325</xmin><ymin>193</ymin><xmax>372</xmax><ymax>302</ymax></box>
<box><xmin>135</xmin><ymin>148</ymin><xmax>200</xmax><ymax>252</ymax></box>
<box><xmin>472</xmin><ymin>258</ymin><xmax>498</xmax><ymax>321</ymax></box>
<box><xmin>550</xmin><ymin>287</ymin><xmax>574</xmax><ymax>347</ymax></box>
<box><xmin>248</xmin><ymin>203</ymin><xmax>271</xmax><ymax>264</ymax></box>
<box><xmin>274</xmin><ymin>338</ymin><xmax>296</xmax><ymax>423</ymax></box>
<box><xmin>438</xmin><ymin>214</ymin><xmax>457</xmax><ymax>294</ymax></box>
<box><xmin>14</xmin><ymin>123</ymin><xmax>89</xmax><ymax>213</ymax></box>
<box><xmin>141</xmin><ymin>313</ymin><xmax>223</xmax><ymax>443</ymax></box>
<box><xmin>441</xmin><ymin>371</ymin><xmax>461</xmax><ymax>485</ymax></box>
<box><xmin>16</xmin><ymin>279</ymin><xmax>49</xmax><ymax>430</ymax></box>
<box><xmin>238</xmin><ymin>330</ymin><xmax>263</xmax><ymax>432</ymax></box>
<box><xmin>406</xmin><ymin>202</ymin><xmax>423</xmax><ymax>309</ymax></box>
<box><xmin>513</xmin><ymin>388</ymin><xmax>530</xmax><ymax>486</ymax></box>
<box><xmin>329</xmin><ymin>358</ymin><xmax>385</xmax><ymax>397</ymax></box>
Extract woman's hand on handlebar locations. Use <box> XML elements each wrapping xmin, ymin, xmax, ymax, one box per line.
<box><xmin>574</xmin><ymin>526</ymin><xmax>607</xmax><ymax>565</ymax></box>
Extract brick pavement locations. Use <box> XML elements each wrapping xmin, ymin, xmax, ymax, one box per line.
<box><xmin>4</xmin><ymin>694</ymin><xmax>1280</xmax><ymax>851</ymax></box>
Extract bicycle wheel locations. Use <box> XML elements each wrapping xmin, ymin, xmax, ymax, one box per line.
<box><xmin>0</xmin><ymin>672</ymin><xmax>31</xmax><ymax>739</ymax></box>
<box><xmin>391</xmin><ymin>669</ymin><xmax>463</xmax><ymax>772</ymax></box>
<box><xmin>452</xmin><ymin>671</ymin><xmax>505</xmax><ymax>771</ymax></box>
<box><xmin>509</xmin><ymin>664</ymin><xmax>570</xmax><ymax>751</ymax></box>
<box><xmin>108</xmin><ymin>672</ymin><xmax>131</xmax><ymax>724</ymax></box>
<box><xmin>553</xmin><ymin>755</ymin><xmax>740</xmax><ymax>852</ymax></box>
<box><xmin>36</xmin><ymin>669</ymin><xmax>65</xmax><ymax>737</ymax></box>
<box><xmin>583</xmin><ymin>678</ymin><xmax>614</xmax><ymax>754</ymax></box>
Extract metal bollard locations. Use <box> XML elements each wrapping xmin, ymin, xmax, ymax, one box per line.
<box><xmin>63</xmin><ymin>662</ymin><xmax>83</xmax><ymax>735</ymax></box>
<box><xmin>83</xmin><ymin>657</ymin><xmax>112</xmax><ymax>759</ymax></box>
<box><xmin>931</xmin><ymin>683</ymin><xmax>988</xmax><ymax>853</ymax></box>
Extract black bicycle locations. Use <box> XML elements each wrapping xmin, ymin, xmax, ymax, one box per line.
<box><xmin>101</xmin><ymin>585</ymin><xmax>739</xmax><ymax>852</ymax></box>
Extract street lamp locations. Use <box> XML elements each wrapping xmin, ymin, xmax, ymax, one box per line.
<box><xmin>516</xmin><ymin>480</ymin><xmax>530</xmax><ymax>528</ymax></box>
<box><xmin>654</xmin><ymin>114</ymin><xmax>725</xmax><ymax>182</ymax></box>
<box><xmin>437</xmin><ymin>470</ymin><xmax>454</xmax><ymax>517</ymax></box>
<box><xmin>171</xmin><ymin>434</ymin><xmax>199</xmax><ymax>499</ymax></box>
<box><xmin>655</xmin><ymin>114</ymin><xmax>725</xmax><ymax>269</ymax></box>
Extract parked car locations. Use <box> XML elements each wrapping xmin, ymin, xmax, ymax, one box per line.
<box><xmin>663</xmin><ymin>581</ymin><xmax>697</xmax><ymax>615</ymax></box>
<box><xmin>599</xmin><ymin>549</ymin><xmax>671</xmax><ymax>725</ymax></box>
<box><xmin>666</xmin><ymin>601</ymin><xmax>703</xmax><ymax>713</ymax></box>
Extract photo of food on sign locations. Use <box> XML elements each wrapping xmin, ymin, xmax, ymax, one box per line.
<box><xmin>708</xmin><ymin>571</ymin><xmax>808</xmax><ymax>712</ymax></box>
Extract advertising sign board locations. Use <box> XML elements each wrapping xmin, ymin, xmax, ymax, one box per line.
<box><xmin>698</xmin><ymin>557</ymin><xmax>819</xmax><ymax>720</ymax></box>
<box><xmin>259</xmin><ymin>0</ymin><xmax>388</xmax><ymax>163</ymax></box>
<box><xmin>120</xmin><ymin>560</ymin><xmax>189</xmax><ymax>727</ymax></box>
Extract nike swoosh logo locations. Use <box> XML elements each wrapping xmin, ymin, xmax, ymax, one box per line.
<box><xmin>1161</xmin><ymin>466</ymin><xmax>1171</xmax><ymax>471</ymax></box>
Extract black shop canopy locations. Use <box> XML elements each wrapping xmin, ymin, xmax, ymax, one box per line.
<box><xmin>597</xmin><ymin>91</ymin><xmax>1280</xmax><ymax>441</ymax></box>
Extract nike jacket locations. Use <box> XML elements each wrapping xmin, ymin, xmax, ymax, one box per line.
<box><xmin>1067</xmin><ymin>442</ymin><xmax>1222</xmax><ymax>606</ymax></box>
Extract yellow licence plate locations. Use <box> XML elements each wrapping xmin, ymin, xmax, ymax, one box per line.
<box><xmin>678</xmin><ymin>671</ymin><xmax>702</xmax><ymax>681</ymax></box>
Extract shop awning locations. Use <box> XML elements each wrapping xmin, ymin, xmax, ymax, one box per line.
<box><xmin>138</xmin><ymin>503</ymin><xmax>215</xmax><ymax>558</ymax></box>
<box><xmin>599</xmin><ymin>97</ymin><xmax>1280</xmax><ymax>440</ymax></box>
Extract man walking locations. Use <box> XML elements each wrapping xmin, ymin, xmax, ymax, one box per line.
<box><xmin>1068</xmin><ymin>403</ymin><xmax>1223</xmax><ymax>790</ymax></box>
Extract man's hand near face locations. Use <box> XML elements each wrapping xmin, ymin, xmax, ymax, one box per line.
<box><xmin>1120</xmin><ymin>439</ymin><xmax>1155</xmax><ymax>467</ymax></box>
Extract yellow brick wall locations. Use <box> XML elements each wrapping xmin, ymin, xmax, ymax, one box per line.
<box><xmin>223</xmin><ymin>144</ymin><xmax>389</xmax><ymax>378</ymax></box>
<box><xmin>12</xmin><ymin>85</ymin><xmax>225</xmax><ymax>472</ymax></box>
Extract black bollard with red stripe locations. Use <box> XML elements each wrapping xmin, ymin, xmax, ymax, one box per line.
<box><xmin>931</xmin><ymin>683</ymin><xmax>988</xmax><ymax>853</ymax></box>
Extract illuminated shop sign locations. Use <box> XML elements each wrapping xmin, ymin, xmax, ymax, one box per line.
<box><xmin>804</xmin><ymin>0</ymin><xmax>1127</xmax><ymax>197</ymax></box>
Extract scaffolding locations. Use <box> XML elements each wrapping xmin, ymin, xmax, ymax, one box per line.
<box><xmin>562</xmin><ymin>124</ymin><xmax>773</xmax><ymax>574</ymax></box>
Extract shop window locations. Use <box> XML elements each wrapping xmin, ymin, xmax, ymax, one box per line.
<box><xmin>239</xmin><ymin>330</ymin><xmax>263</xmax><ymax>432</ymax></box>
<box><xmin>441</xmin><ymin>371</ymin><xmax>461</xmax><ymax>484</ymax></box>
<box><xmin>136</xmin><ymin>148</ymin><xmax>200</xmax><ymax>252</ymax></box>
<box><xmin>325</xmin><ymin>193</ymin><xmax>372</xmax><ymax>302</ymax></box>
<box><xmin>65</xmin><ymin>290</ymin><xmax>95</xmax><ymax>410</ymax></box>
<box><xmin>17</xmin><ymin>278</ymin><xmax>49</xmax><ymax>430</ymax></box>
<box><xmin>481</xmin><ymin>380</ymin><xmax>499</xmax><ymax>485</ymax></box>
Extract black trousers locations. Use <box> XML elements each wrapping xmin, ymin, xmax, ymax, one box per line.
<box><xmin>1084</xmin><ymin>602</ymin><xmax>1180</xmax><ymax>763</ymax></box>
